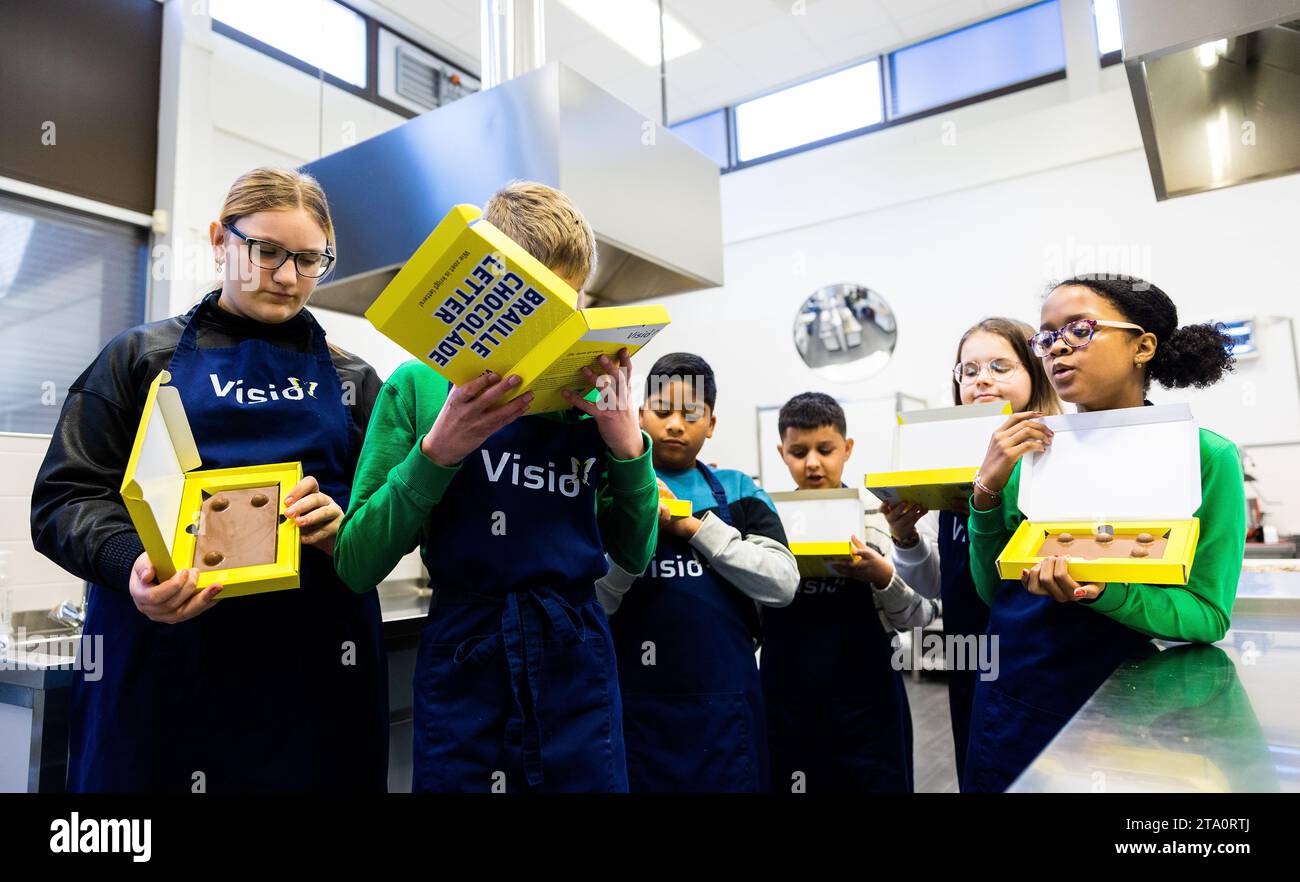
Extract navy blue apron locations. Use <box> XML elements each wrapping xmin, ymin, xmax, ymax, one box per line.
<box><xmin>412</xmin><ymin>409</ymin><xmax>625</xmax><ymax>793</ymax></box>
<box><xmin>937</xmin><ymin>509</ymin><xmax>984</xmax><ymax>787</ymax></box>
<box><xmin>964</xmin><ymin>580</ymin><xmax>1154</xmax><ymax>792</ymax></box>
<box><xmin>611</xmin><ymin>463</ymin><xmax>769</xmax><ymax>793</ymax></box>
<box><xmin>68</xmin><ymin>298</ymin><xmax>388</xmax><ymax>792</ymax></box>
<box><xmin>761</xmin><ymin>483</ymin><xmax>912</xmax><ymax>794</ymax></box>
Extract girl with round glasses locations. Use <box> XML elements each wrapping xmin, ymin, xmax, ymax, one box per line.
<box><xmin>883</xmin><ymin>317</ymin><xmax>1060</xmax><ymax>788</ymax></box>
<box><xmin>962</xmin><ymin>274</ymin><xmax>1244</xmax><ymax>793</ymax></box>
<box><xmin>31</xmin><ymin>167</ymin><xmax>388</xmax><ymax>793</ymax></box>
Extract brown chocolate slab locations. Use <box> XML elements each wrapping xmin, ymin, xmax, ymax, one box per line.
<box><xmin>192</xmin><ymin>485</ymin><xmax>280</xmax><ymax>572</ymax></box>
<box><xmin>1036</xmin><ymin>529</ymin><xmax>1170</xmax><ymax>560</ymax></box>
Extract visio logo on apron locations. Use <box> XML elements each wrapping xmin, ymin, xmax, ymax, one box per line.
<box><xmin>481</xmin><ymin>450</ymin><xmax>597</xmax><ymax>498</ymax></box>
<box><xmin>647</xmin><ymin>553</ymin><xmax>705</xmax><ymax>579</ymax></box>
<box><xmin>209</xmin><ymin>373</ymin><xmax>319</xmax><ymax>403</ymax></box>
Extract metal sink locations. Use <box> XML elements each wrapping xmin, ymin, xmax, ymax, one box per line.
<box><xmin>0</xmin><ymin>609</ymin><xmax>82</xmax><ymax>662</ymax></box>
<box><xmin>7</xmin><ymin>608</ymin><xmax>80</xmax><ymax>639</ymax></box>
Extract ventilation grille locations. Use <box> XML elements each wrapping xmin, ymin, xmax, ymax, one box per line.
<box><xmin>395</xmin><ymin>45</ymin><xmax>438</xmax><ymax>111</ymax></box>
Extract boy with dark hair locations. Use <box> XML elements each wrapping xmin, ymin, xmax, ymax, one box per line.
<box><xmin>598</xmin><ymin>352</ymin><xmax>800</xmax><ymax>792</ymax></box>
<box><xmin>762</xmin><ymin>391</ymin><xmax>938</xmax><ymax>793</ymax></box>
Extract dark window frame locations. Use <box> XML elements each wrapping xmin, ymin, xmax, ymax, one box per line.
<box><xmin>716</xmin><ymin>0</ymin><xmax>1090</xmax><ymax>174</ymax></box>
<box><xmin>209</xmin><ymin>0</ymin><xmax>475</xmax><ymax>122</ymax></box>
<box><xmin>884</xmin><ymin>0</ymin><xmax>1063</xmax><ymax>119</ymax></box>
<box><xmin>726</xmin><ymin>56</ymin><xmax>888</xmax><ymax>169</ymax></box>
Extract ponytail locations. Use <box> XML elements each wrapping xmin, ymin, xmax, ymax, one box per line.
<box><xmin>1148</xmin><ymin>322</ymin><xmax>1236</xmax><ymax>389</ymax></box>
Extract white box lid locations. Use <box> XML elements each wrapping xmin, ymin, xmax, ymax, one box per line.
<box><xmin>1018</xmin><ymin>403</ymin><xmax>1202</xmax><ymax>522</ymax></box>
<box><xmin>769</xmin><ymin>488</ymin><xmax>864</xmax><ymax>543</ymax></box>
<box><xmin>893</xmin><ymin>400</ymin><xmax>1010</xmax><ymax>471</ymax></box>
<box><xmin>121</xmin><ymin>371</ymin><xmax>202</xmax><ymax>554</ymax></box>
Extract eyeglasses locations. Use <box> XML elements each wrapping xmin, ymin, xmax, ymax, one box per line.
<box><xmin>953</xmin><ymin>358</ymin><xmax>1022</xmax><ymax>385</ymax></box>
<box><xmin>223</xmin><ymin>223</ymin><xmax>335</xmax><ymax>279</ymax></box>
<box><xmin>1028</xmin><ymin>319</ymin><xmax>1145</xmax><ymax>358</ymax></box>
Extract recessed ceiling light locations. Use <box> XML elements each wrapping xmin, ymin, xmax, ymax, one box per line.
<box><xmin>556</xmin><ymin>0</ymin><xmax>702</xmax><ymax>65</ymax></box>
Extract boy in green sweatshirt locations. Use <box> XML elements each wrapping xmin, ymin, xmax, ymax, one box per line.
<box><xmin>334</xmin><ymin>182</ymin><xmax>659</xmax><ymax>793</ymax></box>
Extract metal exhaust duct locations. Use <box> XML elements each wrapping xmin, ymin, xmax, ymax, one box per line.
<box><xmin>1119</xmin><ymin>0</ymin><xmax>1300</xmax><ymax>199</ymax></box>
<box><xmin>301</xmin><ymin>0</ymin><xmax>723</xmax><ymax>314</ymax></box>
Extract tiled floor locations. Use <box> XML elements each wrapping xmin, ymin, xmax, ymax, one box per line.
<box><xmin>905</xmin><ymin>672</ymin><xmax>960</xmax><ymax>793</ymax></box>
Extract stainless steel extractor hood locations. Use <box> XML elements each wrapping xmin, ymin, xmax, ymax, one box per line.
<box><xmin>1119</xmin><ymin>0</ymin><xmax>1300</xmax><ymax>200</ymax></box>
<box><xmin>300</xmin><ymin>61</ymin><xmax>724</xmax><ymax>313</ymax></box>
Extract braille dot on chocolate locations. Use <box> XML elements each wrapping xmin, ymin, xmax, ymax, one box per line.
<box><xmin>211</xmin><ymin>497</ymin><xmax>229</xmax><ymax>512</ymax></box>
<box><xmin>1136</xmin><ymin>532</ymin><xmax>1154</xmax><ymax>545</ymax></box>
<box><xmin>1096</xmin><ymin>532</ymin><xmax>1114</xmax><ymax>545</ymax></box>
<box><xmin>251</xmin><ymin>493</ymin><xmax>270</xmax><ymax>508</ymax></box>
<box><xmin>1130</xmin><ymin>547</ymin><xmax>1149</xmax><ymax>558</ymax></box>
<box><xmin>203</xmin><ymin>551</ymin><xmax>225</xmax><ymax>567</ymax></box>
<box><xmin>1057</xmin><ymin>532</ymin><xmax>1074</xmax><ymax>544</ymax></box>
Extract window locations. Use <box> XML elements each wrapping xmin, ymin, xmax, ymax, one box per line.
<box><xmin>670</xmin><ymin>110</ymin><xmax>729</xmax><ymax>168</ymax></box>
<box><xmin>734</xmin><ymin>60</ymin><xmax>884</xmax><ymax>163</ymax></box>
<box><xmin>0</xmin><ymin>194</ymin><xmax>148</xmax><ymax>434</ymax></box>
<box><xmin>210</xmin><ymin>0</ymin><xmax>367</xmax><ymax>87</ymax></box>
<box><xmin>887</xmin><ymin>0</ymin><xmax>1066</xmax><ymax>119</ymax></box>
<box><xmin>1093</xmin><ymin>0</ymin><xmax>1123</xmax><ymax>62</ymax></box>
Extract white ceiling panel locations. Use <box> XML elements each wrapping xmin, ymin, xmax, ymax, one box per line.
<box><xmin>370</xmin><ymin>0</ymin><xmax>1049</xmax><ymax>122</ymax></box>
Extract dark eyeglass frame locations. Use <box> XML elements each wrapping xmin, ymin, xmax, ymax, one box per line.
<box><xmin>223</xmin><ymin>222</ymin><xmax>335</xmax><ymax>279</ymax></box>
<box><xmin>1027</xmin><ymin>318</ymin><xmax>1145</xmax><ymax>358</ymax></box>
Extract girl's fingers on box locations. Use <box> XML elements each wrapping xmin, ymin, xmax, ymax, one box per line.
<box><xmin>1046</xmin><ymin>558</ymin><xmax>1072</xmax><ymax>603</ymax></box>
<box><xmin>283</xmin><ymin>474</ymin><xmax>315</xmax><ymax>506</ymax></box>
<box><xmin>287</xmin><ymin>492</ymin><xmax>327</xmax><ymax>517</ymax></box>
<box><xmin>172</xmin><ymin>569</ymin><xmax>202</xmax><ymax>610</ymax></box>
<box><xmin>1054</xmin><ymin>557</ymin><xmax>1080</xmax><ymax>591</ymax></box>
<box><xmin>1008</xmin><ymin>411</ymin><xmax>1045</xmax><ymax>425</ymax></box>
<box><xmin>1075</xmin><ymin>583</ymin><xmax>1103</xmax><ymax>601</ymax></box>
<box><xmin>147</xmin><ymin>571</ymin><xmax>188</xmax><ymax>607</ymax></box>
<box><xmin>178</xmin><ymin>584</ymin><xmax>222</xmax><ymax>620</ymax></box>
<box><xmin>295</xmin><ymin>504</ymin><xmax>338</xmax><ymax>529</ymax></box>
<box><xmin>1025</xmin><ymin>569</ymin><xmax>1044</xmax><ymax>595</ymax></box>
<box><xmin>1007</xmin><ymin>423</ymin><xmax>1048</xmax><ymax>446</ymax></box>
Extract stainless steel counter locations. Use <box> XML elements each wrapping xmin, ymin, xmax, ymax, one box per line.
<box><xmin>377</xmin><ymin>578</ymin><xmax>432</xmax><ymax>630</ymax></box>
<box><xmin>1009</xmin><ymin>568</ymin><xmax>1300</xmax><ymax>792</ymax></box>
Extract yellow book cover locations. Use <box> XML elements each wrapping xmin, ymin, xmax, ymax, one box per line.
<box><xmin>365</xmin><ymin>204</ymin><xmax>671</xmax><ymax>413</ymax></box>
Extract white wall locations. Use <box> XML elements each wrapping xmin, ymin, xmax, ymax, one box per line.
<box><xmin>630</xmin><ymin>70</ymin><xmax>1300</xmax><ymax>535</ymax></box>
<box><xmin>1</xmin><ymin>434</ymin><xmax>87</xmax><ymax>616</ymax></box>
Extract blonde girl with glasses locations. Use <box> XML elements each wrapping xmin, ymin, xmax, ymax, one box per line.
<box><xmin>31</xmin><ymin>167</ymin><xmax>388</xmax><ymax>793</ymax></box>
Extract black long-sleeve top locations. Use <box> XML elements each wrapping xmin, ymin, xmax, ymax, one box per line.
<box><xmin>30</xmin><ymin>291</ymin><xmax>381</xmax><ymax>594</ymax></box>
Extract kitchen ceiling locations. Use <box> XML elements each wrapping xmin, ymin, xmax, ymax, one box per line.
<box><xmin>369</xmin><ymin>0</ymin><xmax>1037</xmax><ymax>122</ymax></box>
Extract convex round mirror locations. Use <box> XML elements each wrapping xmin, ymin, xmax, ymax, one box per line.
<box><xmin>793</xmin><ymin>283</ymin><xmax>897</xmax><ymax>382</ymax></box>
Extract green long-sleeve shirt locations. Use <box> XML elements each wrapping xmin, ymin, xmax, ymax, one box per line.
<box><xmin>968</xmin><ymin>427</ymin><xmax>1245</xmax><ymax>644</ymax></box>
<box><xmin>334</xmin><ymin>360</ymin><xmax>659</xmax><ymax>593</ymax></box>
